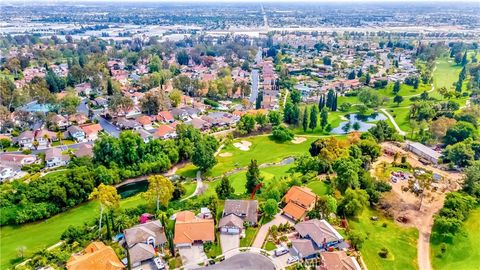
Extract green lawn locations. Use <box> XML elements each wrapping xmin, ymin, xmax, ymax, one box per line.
<box><xmin>291</xmin><ymin>109</ymin><xmax>344</xmax><ymax>135</ymax></box>
<box><xmin>182</xmin><ymin>182</ymin><xmax>197</xmax><ymax>199</ymax></box>
<box><xmin>431</xmin><ymin>208</ymin><xmax>480</xmax><ymax>270</ymax></box>
<box><xmin>205</xmin><ymin>135</ymin><xmax>315</xmax><ymax>177</ymax></box>
<box><xmin>306</xmin><ymin>180</ymin><xmax>329</xmax><ymax>196</ymax></box>
<box><xmin>0</xmin><ymin>195</ymin><xmax>145</xmax><ymax>270</ymax></box>
<box><xmin>348</xmin><ymin>208</ymin><xmax>418</xmax><ymax>270</ymax></box>
<box><xmin>227</xmin><ymin>164</ymin><xmax>295</xmax><ymax>195</ymax></box>
<box><xmin>240</xmin><ymin>227</ymin><xmax>259</xmax><ymax>247</ymax></box>
<box><xmin>433</xmin><ymin>58</ymin><xmax>462</xmax><ymax>91</ymax></box>
<box><xmin>263</xmin><ymin>240</ymin><xmax>277</xmax><ymax>251</ymax></box>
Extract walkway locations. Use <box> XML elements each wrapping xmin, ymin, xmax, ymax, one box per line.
<box><xmin>252</xmin><ymin>213</ymin><xmax>293</xmax><ymax>248</ymax></box>
<box><xmin>380</xmin><ymin>108</ymin><xmax>407</xmax><ymax>136</ymax></box>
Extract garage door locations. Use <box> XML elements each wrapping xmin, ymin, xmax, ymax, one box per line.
<box><xmin>221</xmin><ymin>227</ymin><xmax>228</xmax><ymax>233</ymax></box>
<box><xmin>227</xmin><ymin>228</ymin><xmax>240</xmax><ymax>234</ymax></box>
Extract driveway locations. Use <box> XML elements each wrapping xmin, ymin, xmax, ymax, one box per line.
<box><xmin>220</xmin><ymin>233</ymin><xmax>240</xmax><ymax>252</ymax></box>
<box><xmin>200</xmin><ymin>253</ymin><xmax>275</xmax><ymax>270</ymax></box>
<box><xmin>178</xmin><ymin>244</ymin><xmax>207</xmax><ymax>268</ymax></box>
<box><xmin>252</xmin><ymin>213</ymin><xmax>293</xmax><ymax>248</ymax></box>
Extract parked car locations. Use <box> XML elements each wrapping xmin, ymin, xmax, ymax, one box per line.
<box><xmin>274</xmin><ymin>246</ymin><xmax>289</xmax><ymax>256</ymax></box>
<box><xmin>287</xmin><ymin>256</ymin><xmax>299</xmax><ymax>264</ymax></box>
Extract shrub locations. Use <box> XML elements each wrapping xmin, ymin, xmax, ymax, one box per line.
<box><xmin>378</xmin><ymin>248</ymin><xmax>389</xmax><ymax>258</ymax></box>
<box><xmin>271</xmin><ymin>125</ymin><xmax>294</xmax><ymax>142</ymax></box>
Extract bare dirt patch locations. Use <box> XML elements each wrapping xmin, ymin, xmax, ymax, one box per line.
<box><xmin>233</xmin><ymin>140</ymin><xmax>252</xmax><ymax>151</ymax></box>
<box><xmin>291</xmin><ymin>137</ymin><xmax>307</xmax><ymax>144</ymax></box>
<box><xmin>219</xmin><ymin>152</ymin><xmax>233</xmax><ymax>157</ymax></box>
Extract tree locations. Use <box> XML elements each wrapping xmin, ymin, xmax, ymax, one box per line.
<box><xmin>263</xmin><ymin>199</ymin><xmax>278</xmax><ymax>218</ymax></box>
<box><xmin>442</xmin><ymin>141</ymin><xmax>475</xmax><ymax>167</ymax></box>
<box><xmin>246</xmin><ymin>159</ymin><xmax>263</xmax><ymax>194</ymax></box>
<box><xmin>358</xmin><ymin>88</ymin><xmax>380</xmax><ymax>108</ymax></box>
<box><xmin>348</xmin><ymin>230</ymin><xmax>367</xmax><ymax>250</ymax></box>
<box><xmin>393</xmin><ymin>81</ymin><xmax>401</xmax><ymax>95</ymax></box>
<box><xmin>463</xmin><ymin>161</ymin><xmax>480</xmax><ymax>198</ymax></box>
<box><xmin>368</xmin><ymin>120</ymin><xmax>396</xmax><ymax>142</ymax></box>
<box><xmin>237</xmin><ymin>114</ymin><xmax>256</xmax><ymax>134</ymax></box>
<box><xmin>309</xmin><ymin>105</ymin><xmax>319</xmax><ymax>131</ymax></box>
<box><xmin>89</xmin><ymin>183</ymin><xmax>120</xmax><ymax>238</ymax></box>
<box><xmin>176</xmin><ymin>50</ymin><xmax>189</xmax><ymax>65</ymax></box>
<box><xmin>169</xmin><ymin>89</ymin><xmax>183</xmax><ymax>107</ymax></box>
<box><xmin>268</xmin><ymin>111</ymin><xmax>281</xmax><ymax>126</ymax></box>
<box><xmin>333</xmin><ymin>157</ymin><xmax>361</xmax><ymax>193</ymax></box>
<box><xmin>302</xmin><ymin>107</ymin><xmax>308</xmax><ymax>132</ymax></box>
<box><xmin>192</xmin><ymin>139</ymin><xmax>217</xmax><ymax>172</ymax></box>
<box><xmin>140</xmin><ymin>89</ymin><xmax>170</xmax><ymax>115</ymax></box>
<box><xmin>444</xmin><ymin>121</ymin><xmax>476</xmax><ymax>145</ymax></box>
<box><xmin>271</xmin><ymin>125</ymin><xmax>294</xmax><ymax>142</ymax></box>
<box><xmin>143</xmin><ymin>175</ymin><xmax>174</xmax><ymax>212</ymax></box>
<box><xmin>216</xmin><ymin>176</ymin><xmax>234</xmax><ymax>199</ymax></box>
<box><xmin>255</xmin><ymin>113</ymin><xmax>268</xmax><ymax>130</ymax></box>
<box><xmin>461</xmin><ymin>51</ymin><xmax>468</xmax><ymax>66</ymax></box>
<box><xmin>309</xmin><ymin>195</ymin><xmax>337</xmax><ymax>219</ymax></box>
<box><xmin>348</xmin><ymin>70</ymin><xmax>356</xmax><ymax>80</ymax></box>
<box><xmin>109</xmin><ymin>94</ymin><xmax>134</xmax><ymax>117</ymax></box>
<box><xmin>60</xmin><ymin>89</ymin><xmax>81</xmax><ymax>115</ymax></box>
<box><xmin>337</xmin><ymin>188</ymin><xmax>369</xmax><ymax>217</ymax></box>
<box><xmin>107</xmin><ymin>78</ymin><xmax>114</xmax><ymax>96</ymax></box>
<box><xmin>320</xmin><ymin>107</ymin><xmax>328</xmax><ymax>130</ymax></box>
<box><xmin>365</xmin><ymin>73</ymin><xmax>371</xmax><ymax>85</ymax></box>
<box><xmin>393</xmin><ymin>95</ymin><xmax>404</xmax><ymax>106</ymax></box>
<box><xmin>326</xmin><ymin>90</ymin><xmax>335</xmax><ymax>110</ymax></box>
<box><xmin>290</xmin><ymin>89</ymin><xmax>301</xmax><ymax>104</ymax></box>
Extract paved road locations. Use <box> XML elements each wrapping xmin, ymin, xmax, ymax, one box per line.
<box><xmin>200</xmin><ymin>252</ymin><xmax>275</xmax><ymax>270</ymax></box>
<box><xmin>96</xmin><ymin>115</ymin><xmax>120</xmax><ymax>137</ymax></box>
<box><xmin>252</xmin><ymin>213</ymin><xmax>293</xmax><ymax>248</ymax></box>
<box><xmin>250</xmin><ymin>69</ymin><xmax>260</xmax><ymax>103</ymax></box>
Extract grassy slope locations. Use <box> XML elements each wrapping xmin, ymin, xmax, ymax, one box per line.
<box><xmin>348</xmin><ymin>208</ymin><xmax>418</xmax><ymax>270</ymax></box>
<box><xmin>431</xmin><ymin>208</ymin><xmax>480</xmax><ymax>270</ymax></box>
<box><xmin>0</xmin><ymin>195</ymin><xmax>145</xmax><ymax>270</ymax></box>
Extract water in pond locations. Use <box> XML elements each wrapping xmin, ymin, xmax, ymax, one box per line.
<box><xmin>330</xmin><ymin>113</ymin><xmax>387</xmax><ymax>134</ymax></box>
<box><xmin>116</xmin><ymin>180</ymin><xmax>148</xmax><ymax>198</ymax></box>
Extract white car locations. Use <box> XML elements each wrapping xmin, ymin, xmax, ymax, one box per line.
<box><xmin>287</xmin><ymin>256</ymin><xmax>299</xmax><ymax>264</ymax></box>
<box><xmin>153</xmin><ymin>257</ymin><xmax>165</xmax><ymax>270</ymax></box>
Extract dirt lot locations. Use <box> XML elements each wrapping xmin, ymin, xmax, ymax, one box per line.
<box><xmin>372</xmin><ymin>142</ymin><xmax>464</xmax><ymax>270</ymax></box>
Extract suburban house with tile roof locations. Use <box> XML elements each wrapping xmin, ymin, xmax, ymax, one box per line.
<box><xmin>81</xmin><ymin>123</ymin><xmax>103</xmax><ymax>141</ymax></box>
<box><xmin>282</xmin><ymin>186</ymin><xmax>317</xmax><ymax>220</ymax></box>
<box><xmin>66</xmin><ymin>241</ymin><xmax>124</xmax><ymax>270</ymax></box>
<box><xmin>153</xmin><ymin>125</ymin><xmax>176</xmax><ymax>139</ymax></box>
<box><xmin>123</xmin><ymin>220</ymin><xmax>167</xmax><ymax>267</ymax></box>
<box><xmin>45</xmin><ymin>148</ymin><xmax>70</xmax><ymax>168</ymax></box>
<box><xmin>318</xmin><ymin>251</ymin><xmax>362</xmax><ymax>270</ymax></box>
<box><xmin>294</xmin><ymin>219</ymin><xmax>344</xmax><ymax>252</ymax></box>
<box><xmin>173</xmin><ymin>210</ymin><xmax>215</xmax><ymax>247</ymax></box>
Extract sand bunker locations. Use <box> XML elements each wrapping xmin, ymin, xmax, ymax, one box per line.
<box><xmin>233</xmin><ymin>140</ymin><xmax>252</xmax><ymax>151</ymax></box>
<box><xmin>219</xmin><ymin>152</ymin><xmax>233</xmax><ymax>157</ymax></box>
<box><xmin>291</xmin><ymin>137</ymin><xmax>307</xmax><ymax>144</ymax></box>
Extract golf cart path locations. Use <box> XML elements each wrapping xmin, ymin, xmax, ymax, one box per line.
<box><xmin>380</xmin><ymin>108</ymin><xmax>407</xmax><ymax>136</ymax></box>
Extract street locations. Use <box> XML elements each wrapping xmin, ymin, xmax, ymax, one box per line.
<box><xmin>250</xmin><ymin>69</ymin><xmax>259</xmax><ymax>103</ymax></box>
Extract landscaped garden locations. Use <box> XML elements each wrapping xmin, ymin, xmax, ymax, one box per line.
<box><xmin>347</xmin><ymin>208</ymin><xmax>418</xmax><ymax>270</ymax></box>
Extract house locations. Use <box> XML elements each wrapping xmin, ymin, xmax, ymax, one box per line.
<box><xmin>0</xmin><ymin>153</ymin><xmax>37</xmax><ymax>168</ymax></box>
<box><xmin>45</xmin><ymin>148</ymin><xmax>70</xmax><ymax>168</ymax></box>
<box><xmin>35</xmin><ymin>129</ymin><xmax>57</xmax><ymax>148</ymax></box>
<box><xmin>68</xmin><ymin>126</ymin><xmax>85</xmax><ymax>142</ymax></box>
<box><xmin>318</xmin><ymin>251</ymin><xmax>362</xmax><ymax>270</ymax></box>
<box><xmin>202</xmin><ymin>112</ymin><xmax>240</xmax><ymax>127</ymax></box>
<box><xmin>291</xmin><ymin>239</ymin><xmax>318</xmax><ymax>259</ymax></box>
<box><xmin>136</xmin><ymin>115</ymin><xmax>153</xmax><ymax>130</ymax></box>
<box><xmin>294</xmin><ymin>219</ymin><xmax>344</xmax><ymax>251</ymax></box>
<box><xmin>51</xmin><ymin>114</ymin><xmax>69</xmax><ymax>129</ymax></box>
<box><xmin>185</xmin><ymin>117</ymin><xmax>211</xmax><ymax>131</ymax></box>
<box><xmin>116</xmin><ymin>118</ymin><xmax>141</xmax><ymax>130</ymax></box>
<box><xmin>170</xmin><ymin>108</ymin><xmax>189</xmax><ymax>120</ymax></box>
<box><xmin>173</xmin><ymin>210</ymin><xmax>215</xmax><ymax>247</ymax></box>
<box><xmin>74</xmin><ymin>83</ymin><xmax>92</xmax><ymax>96</ymax></box>
<box><xmin>66</xmin><ymin>241</ymin><xmax>124</xmax><ymax>270</ymax></box>
<box><xmin>81</xmin><ymin>124</ymin><xmax>102</xmax><ymax>141</ymax></box>
<box><xmin>218</xmin><ymin>214</ymin><xmax>244</xmax><ymax>234</ymax></box>
<box><xmin>75</xmin><ymin>144</ymin><xmax>93</xmax><ymax>158</ymax></box>
<box><xmin>0</xmin><ymin>165</ymin><xmax>15</xmax><ymax>181</ymax></box>
<box><xmin>222</xmin><ymin>200</ymin><xmax>258</xmax><ymax>225</ymax></box>
<box><xmin>16</xmin><ymin>130</ymin><xmax>35</xmax><ymax>149</ymax></box>
<box><xmin>282</xmin><ymin>186</ymin><xmax>317</xmax><ymax>220</ymax></box>
<box><xmin>69</xmin><ymin>113</ymin><xmax>89</xmax><ymax>125</ymax></box>
<box><xmin>406</xmin><ymin>141</ymin><xmax>441</xmax><ymax>164</ymax></box>
<box><xmin>137</xmin><ymin>129</ymin><xmax>153</xmax><ymax>143</ymax></box>
<box><xmin>153</xmin><ymin>125</ymin><xmax>176</xmax><ymax>140</ymax></box>
<box><xmin>124</xmin><ymin>220</ymin><xmax>167</xmax><ymax>267</ymax></box>
<box><xmin>157</xmin><ymin>111</ymin><xmax>174</xmax><ymax>123</ymax></box>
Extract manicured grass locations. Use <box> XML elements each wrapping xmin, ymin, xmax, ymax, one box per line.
<box><xmin>291</xmin><ymin>109</ymin><xmax>344</xmax><ymax>134</ymax></box>
<box><xmin>182</xmin><ymin>182</ymin><xmax>197</xmax><ymax>199</ymax></box>
<box><xmin>385</xmin><ymin>107</ymin><xmax>412</xmax><ymax>132</ymax></box>
<box><xmin>264</xmin><ymin>240</ymin><xmax>277</xmax><ymax>251</ymax></box>
<box><xmin>348</xmin><ymin>208</ymin><xmax>418</xmax><ymax>270</ymax></box>
<box><xmin>240</xmin><ymin>227</ymin><xmax>259</xmax><ymax>247</ymax></box>
<box><xmin>306</xmin><ymin>180</ymin><xmax>329</xmax><ymax>196</ymax></box>
<box><xmin>431</xmin><ymin>208</ymin><xmax>480</xmax><ymax>270</ymax></box>
<box><xmin>0</xmin><ymin>195</ymin><xmax>145</xmax><ymax>270</ymax></box>
<box><xmin>433</xmin><ymin>58</ymin><xmax>462</xmax><ymax>91</ymax></box>
<box><xmin>209</xmin><ymin>135</ymin><xmax>315</xmax><ymax>177</ymax></box>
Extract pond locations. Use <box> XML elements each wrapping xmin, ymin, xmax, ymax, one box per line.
<box><xmin>116</xmin><ymin>180</ymin><xmax>148</xmax><ymax>198</ymax></box>
<box><xmin>330</xmin><ymin>113</ymin><xmax>387</xmax><ymax>134</ymax></box>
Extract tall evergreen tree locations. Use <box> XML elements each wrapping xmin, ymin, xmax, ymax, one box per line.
<box><xmin>246</xmin><ymin>160</ymin><xmax>263</xmax><ymax>194</ymax></box>
<box><xmin>320</xmin><ymin>107</ymin><xmax>329</xmax><ymax>130</ymax></box>
<box><xmin>461</xmin><ymin>51</ymin><xmax>468</xmax><ymax>66</ymax></box>
<box><xmin>332</xmin><ymin>94</ymin><xmax>338</xmax><ymax>112</ymax></box>
<box><xmin>326</xmin><ymin>90</ymin><xmax>335</xmax><ymax>110</ymax></box>
<box><xmin>107</xmin><ymin>78</ymin><xmax>114</xmax><ymax>96</ymax></box>
<box><xmin>365</xmin><ymin>73</ymin><xmax>371</xmax><ymax>85</ymax></box>
<box><xmin>393</xmin><ymin>81</ymin><xmax>401</xmax><ymax>95</ymax></box>
<box><xmin>309</xmin><ymin>105</ymin><xmax>319</xmax><ymax>131</ymax></box>
<box><xmin>302</xmin><ymin>106</ymin><xmax>309</xmax><ymax>132</ymax></box>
